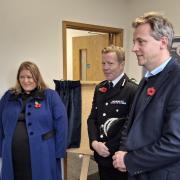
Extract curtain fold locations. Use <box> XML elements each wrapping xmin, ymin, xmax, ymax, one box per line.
<box><xmin>54</xmin><ymin>80</ymin><xmax>81</xmax><ymax>148</ymax></box>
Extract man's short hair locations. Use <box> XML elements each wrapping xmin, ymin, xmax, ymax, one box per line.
<box><xmin>102</xmin><ymin>45</ymin><xmax>125</xmax><ymax>63</ymax></box>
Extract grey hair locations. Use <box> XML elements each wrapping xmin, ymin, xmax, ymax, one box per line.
<box><xmin>132</xmin><ymin>12</ymin><xmax>174</xmax><ymax>50</ymax></box>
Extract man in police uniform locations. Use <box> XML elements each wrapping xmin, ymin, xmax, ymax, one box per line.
<box><xmin>87</xmin><ymin>45</ymin><xmax>137</xmax><ymax>180</ymax></box>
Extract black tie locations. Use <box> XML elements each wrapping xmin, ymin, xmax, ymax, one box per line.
<box><xmin>108</xmin><ymin>81</ymin><xmax>113</xmax><ymax>89</ymax></box>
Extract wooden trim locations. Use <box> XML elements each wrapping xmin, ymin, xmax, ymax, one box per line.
<box><xmin>62</xmin><ymin>21</ymin><xmax>124</xmax><ymax>80</ymax></box>
<box><xmin>79</xmin><ymin>155</ymin><xmax>91</xmax><ymax>180</ymax></box>
<box><xmin>62</xmin><ymin>22</ymin><xmax>67</xmax><ymax>80</ymax></box>
<box><xmin>63</xmin><ymin>154</ymin><xmax>68</xmax><ymax>180</ymax></box>
<box><xmin>80</xmin><ymin>81</ymin><xmax>100</xmax><ymax>85</ymax></box>
<box><xmin>63</xmin><ymin>21</ymin><xmax>123</xmax><ymax>33</ymax></box>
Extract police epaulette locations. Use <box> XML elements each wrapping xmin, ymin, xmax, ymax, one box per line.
<box><xmin>129</xmin><ymin>78</ymin><xmax>138</xmax><ymax>85</ymax></box>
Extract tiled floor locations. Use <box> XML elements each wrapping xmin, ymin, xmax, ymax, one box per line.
<box><xmin>67</xmin><ymin>152</ymin><xmax>99</xmax><ymax>180</ymax></box>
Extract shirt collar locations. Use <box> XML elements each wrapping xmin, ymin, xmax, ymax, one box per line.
<box><xmin>145</xmin><ymin>57</ymin><xmax>171</xmax><ymax>78</ymax></box>
<box><xmin>111</xmin><ymin>72</ymin><xmax>124</xmax><ymax>87</ymax></box>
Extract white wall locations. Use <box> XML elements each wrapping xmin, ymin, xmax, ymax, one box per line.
<box><xmin>0</xmin><ymin>0</ymin><xmax>128</xmax><ymax>97</ymax></box>
<box><xmin>1</xmin><ymin>0</ymin><xmax>180</xmax><ymax>97</ymax></box>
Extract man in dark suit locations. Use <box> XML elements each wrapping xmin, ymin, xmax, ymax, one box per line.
<box><xmin>112</xmin><ymin>12</ymin><xmax>180</xmax><ymax>180</ymax></box>
<box><xmin>87</xmin><ymin>45</ymin><xmax>137</xmax><ymax>180</ymax></box>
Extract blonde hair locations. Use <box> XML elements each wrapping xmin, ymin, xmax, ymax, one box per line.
<box><xmin>11</xmin><ymin>61</ymin><xmax>47</xmax><ymax>94</ymax></box>
<box><xmin>102</xmin><ymin>45</ymin><xmax>125</xmax><ymax>63</ymax></box>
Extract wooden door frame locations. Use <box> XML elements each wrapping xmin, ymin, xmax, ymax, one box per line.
<box><xmin>62</xmin><ymin>21</ymin><xmax>124</xmax><ymax>79</ymax></box>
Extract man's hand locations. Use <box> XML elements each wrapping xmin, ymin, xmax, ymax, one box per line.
<box><xmin>92</xmin><ymin>141</ymin><xmax>110</xmax><ymax>157</ymax></box>
<box><xmin>112</xmin><ymin>151</ymin><xmax>127</xmax><ymax>172</ymax></box>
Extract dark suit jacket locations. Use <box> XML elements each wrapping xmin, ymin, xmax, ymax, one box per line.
<box><xmin>124</xmin><ymin>59</ymin><xmax>180</xmax><ymax>180</ymax></box>
<box><xmin>87</xmin><ymin>74</ymin><xmax>137</xmax><ymax>167</ymax></box>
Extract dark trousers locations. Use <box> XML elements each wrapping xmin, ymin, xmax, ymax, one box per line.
<box><xmin>12</xmin><ymin>121</ymin><xmax>32</xmax><ymax>180</ymax></box>
<box><xmin>98</xmin><ymin>164</ymin><xmax>128</xmax><ymax>180</ymax></box>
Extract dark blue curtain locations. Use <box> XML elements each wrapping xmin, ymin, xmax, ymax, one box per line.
<box><xmin>54</xmin><ymin>80</ymin><xmax>81</xmax><ymax>148</ymax></box>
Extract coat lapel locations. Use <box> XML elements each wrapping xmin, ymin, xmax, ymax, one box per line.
<box><xmin>128</xmin><ymin>77</ymin><xmax>147</xmax><ymax>120</ymax></box>
<box><xmin>132</xmin><ymin>59</ymin><xmax>175</xmax><ymax>121</ymax></box>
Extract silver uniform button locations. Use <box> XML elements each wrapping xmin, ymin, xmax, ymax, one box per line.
<box><xmin>116</xmin><ymin>109</ymin><xmax>119</xmax><ymax>112</ymax></box>
<box><xmin>105</xmin><ymin>102</ymin><xmax>108</xmax><ymax>106</ymax></box>
<box><xmin>100</xmin><ymin>135</ymin><xmax>103</xmax><ymax>138</ymax></box>
<box><xmin>95</xmin><ymin>106</ymin><xmax>98</xmax><ymax>109</ymax></box>
<box><xmin>103</xmin><ymin>113</ymin><xmax>106</xmax><ymax>116</ymax></box>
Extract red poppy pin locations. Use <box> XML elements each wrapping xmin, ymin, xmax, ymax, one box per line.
<box><xmin>99</xmin><ymin>87</ymin><xmax>108</xmax><ymax>93</ymax></box>
<box><xmin>147</xmin><ymin>87</ymin><xmax>156</xmax><ymax>96</ymax></box>
<box><xmin>34</xmin><ymin>101</ymin><xmax>42</xmax><ymax>108</ymax></box>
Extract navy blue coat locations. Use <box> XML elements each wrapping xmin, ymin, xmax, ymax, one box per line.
<box><xmin>0</xmin><ymin>89</ymin><xmax>68</xmax><ymax>180</ymax></box>
<box><xmin>124</xmin><ymin>59</ymin><xmax>180</xmax><ymax>180</ymax></box>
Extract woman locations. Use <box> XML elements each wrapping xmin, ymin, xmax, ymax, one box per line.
<box><xmin>0</xmin><ymin>61</ymin><xmax>68</xmax><ymax>180</ymax></box>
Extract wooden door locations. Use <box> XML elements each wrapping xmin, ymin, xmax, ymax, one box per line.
<box><xmin>73</xmin><ymin>34</ymin><xmax>109</xmax><ymax>81</ymax></box>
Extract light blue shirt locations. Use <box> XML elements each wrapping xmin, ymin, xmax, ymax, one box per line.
<box><xmin>145</xmin><ymin>57</ymin><xmax>171</xmax><ymax>78</ymax></box>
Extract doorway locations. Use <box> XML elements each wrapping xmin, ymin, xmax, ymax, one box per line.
<box><xmin>73</xmin><ymin>34</ymin><xmax>109</xmax><ymax>81</ymax></box>
<box><xmin>62</xmin><ymin>21</ymin><xmax>124</xmax><ymax>80</ymax></box>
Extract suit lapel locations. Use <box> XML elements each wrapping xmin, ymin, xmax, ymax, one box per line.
<box><xmin>132</xmin><ymin>59</ymin><xmax>175</xmax><ymax>121</ymax></box>
<box><xmin>142</xmin><ymin>71</ymin><xmax>169</xmax><ymax>108</ymax></box>
<box><xmin>128</xmin><ymin>77</ymin><xmax>147</xmax><ymax>120</ymax></box>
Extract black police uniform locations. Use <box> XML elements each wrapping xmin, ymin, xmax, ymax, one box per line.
<box><xmin>87</xmin><ymin>74</ymin><xmax>138</xmax><ymax>180</ymax></box>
